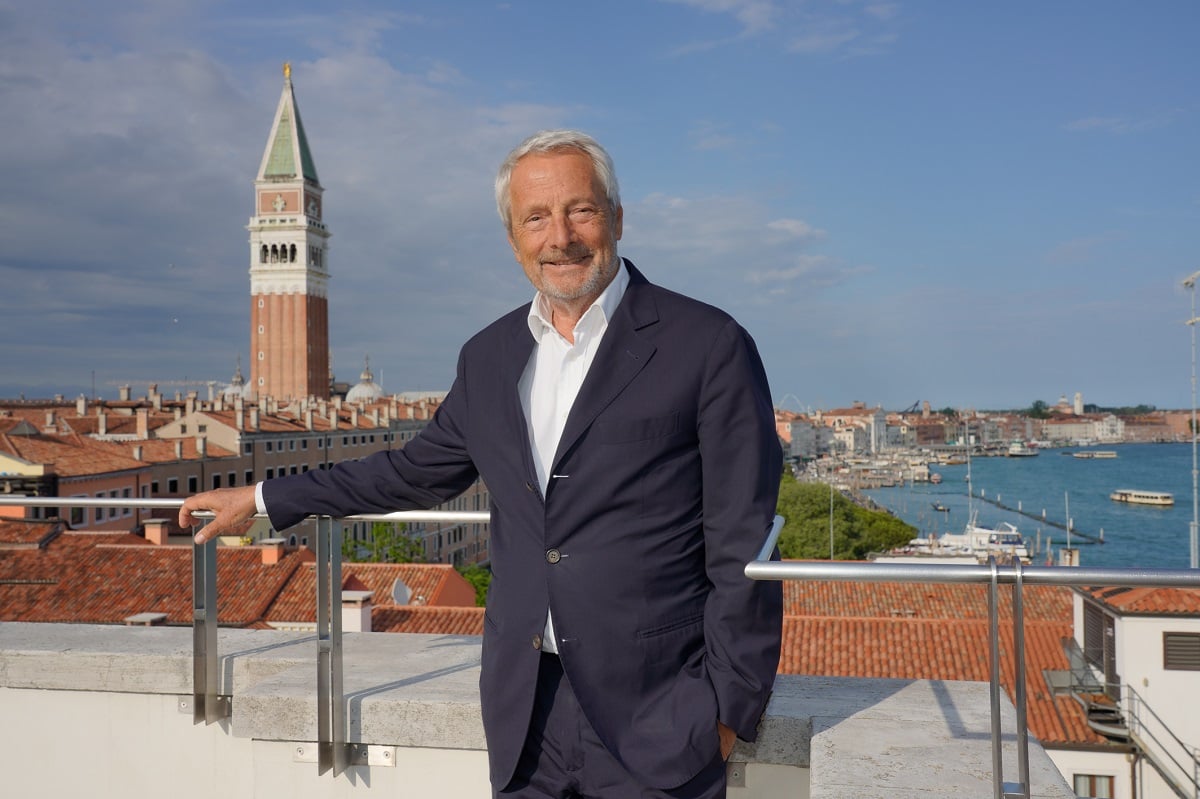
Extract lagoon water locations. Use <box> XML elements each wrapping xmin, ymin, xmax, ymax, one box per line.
<box><xmin>864</xmin><ymin>443</ymin><xmax>1197</xmax><ymax>569</ymax></box>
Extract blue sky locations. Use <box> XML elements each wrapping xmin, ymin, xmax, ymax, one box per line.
<box><xmin>1</xmin><ymin>1</ymin><xmax>1196</xmax><ymax>412</ymax></box>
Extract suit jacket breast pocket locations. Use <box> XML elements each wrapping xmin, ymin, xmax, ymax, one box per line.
<box><xmin>593</xmin><ymin>411</ymin><xmax>680</xmax><ymax>444</ymax></box>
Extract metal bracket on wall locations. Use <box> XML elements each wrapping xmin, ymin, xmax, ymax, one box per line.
<box><xmin>176</xmin><ymin>695</ymin><xmax>231</xmax><ymax>719</ymax></box>
<box><xmin>293</xmin><ymin>743</ymin><xmax>397</xmax><ymax>768</ymax></box>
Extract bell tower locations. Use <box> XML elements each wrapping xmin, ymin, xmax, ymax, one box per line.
<box><xmin>248</xmin><ymin>63</ymin><xmax>331</xmax><ymax>401</ymax></box>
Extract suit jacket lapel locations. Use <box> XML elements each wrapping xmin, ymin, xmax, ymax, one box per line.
<box><xmin>552</xmin><ymin>262</ymin><xmax>658</xmax><ymax>468</ymax></box>
<box><xmin>497</xmin><ymin>307</ymin><xmax>538</xmax><ymax>477</ymax></box>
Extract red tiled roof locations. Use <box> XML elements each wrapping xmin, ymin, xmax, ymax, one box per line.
<box><xmin>784</xmin><ymin>578</ymin><xmax>1073</xmax><ymax>622</ymax></box>
<box><xmin>1079</xmin><ymin>586</ymin><xmax>1200</xmax><ymax>616</ymax></box>
<box><xmin>371</xmin><ymin>605</ymin><xmax>484</xmax><ymax>634</ymax></box>
<box><xmin>0</xmin><ymin>431</ymin><xmax>148</xmax><ymax>476</ymax></box>
<box><xmin>0</xmin><ymin>532</ymin><xmax>308</xmax><ymax>626</ymax></box>
<box><xmin>779</xmin><ymin>615</ymin><xmax>1100</xmax><ymax>746</ymax></box>
<box><xmin>264</xmin><ymin>562</ymin><xmax>476</xmax><ymax>623</ymax></box>
<box><xmin>0</xmin><ymin>519</ymin><xmax>62</xmax><ymax>548</ymax></box>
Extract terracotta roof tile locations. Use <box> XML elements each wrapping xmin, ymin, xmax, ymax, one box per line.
<box><xmin>371</xmin><ymin>605</ymin><xmax>484</xmax><ymax>634</ymax></box>
<box><xmin>264</xmin><ymin>562</ymin><xmax>476</xmax><ymax>623</ymax></box>
<box><xmin>0</xmin><ymin>432</ymin><xmax>148</xmax><ymax>476</ymax></box>
<box><xmin>0</xmin><ymin>532</ymin><xmax>307</xmax><ymax>626</ymax></box>
<box><xmin>1079</xmin><ymin>585</ymin><xmax>1200</xmax><ymax>615</ymax></box>
<box><xmin>0</xmin><ymin>519</ymin><xmax>62</xmax><ymax>548</ymax></box>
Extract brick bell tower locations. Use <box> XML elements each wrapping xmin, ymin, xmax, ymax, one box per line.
<box><xmin>248</xmin><ymin>63</ymin><xmax>331</xmax><ymax>401</ymax></box>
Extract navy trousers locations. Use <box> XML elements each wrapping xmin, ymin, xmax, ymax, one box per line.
<box><xmin>496</xmin><ymin>653</ymin><xmax>728</xmax><ymax>799</ymax></box>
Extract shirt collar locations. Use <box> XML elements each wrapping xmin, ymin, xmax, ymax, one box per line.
<box><xmin>526</xmin><ymin>260</ymin><xmax>630</xmax><ymax>343</ymax></box>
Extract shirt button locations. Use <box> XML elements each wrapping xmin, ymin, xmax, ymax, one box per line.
<box><xmin>546</xmin><ymin>548</ymin><xmax>561</xmax><ymax>564</ymax></box>
<box><xmin>532</xmin><ymin>634</ymin><xmax>543</xmax><ymax>650</ymax></box>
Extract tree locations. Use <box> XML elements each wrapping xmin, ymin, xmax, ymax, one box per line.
<box><xmin>457</xmin><ymin>563</ymin><xmax>492</xmax><ymax>607</ymax></box>
<box><xmin>775</xmin><ymin>478</ymin><xmax>916</xmax><ymax>560</ymax></box>
<box><xmin>341</xmin><ymin>521</ymin><xmax>426</xmax><ymax>563</ymax></box>
<box><xmin>1027</xmin><ymin>399</ymin><xmax>1050</xmax><ymax>419</ymax></box>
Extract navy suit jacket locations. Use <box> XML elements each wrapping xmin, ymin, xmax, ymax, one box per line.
<box><xmin>263</xmin><ymin>261</ymin><xmax>784</xmax><ymax>789</ymax></box>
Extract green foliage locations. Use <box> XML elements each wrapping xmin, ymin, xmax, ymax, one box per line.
<box><xmin>341</xmin><ymin>521</ymin><xmax>425</xmax><ymax>563</ymax></box>
<box><xmin>1027</xmin><ymin>399</ymin><xmax>1050</xmax><ymax>419</ymax></box>
<box><xmin>457</xmin><ymin>563</ymin><xmax>492</xmax><ymax>607</ymax></box>
<box><xmin>937</xmin><ymin>406</ymin><xmax>957</xmax><ymax>417</ymax></box>
<box><xmin>775</xmin><ymin>478</ymin><xmax>916</xmax><ymax>560</ymax></box>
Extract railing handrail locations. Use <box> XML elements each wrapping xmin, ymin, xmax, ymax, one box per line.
<box><xmin>0</xmin><ymin>495</ymin><xmax>489</xmax><ymax>523</ymax></box>
<box><xmin>744</xmin><ymin>544</ymin><xmax>1200</xmax><ymax>799</ymax></box>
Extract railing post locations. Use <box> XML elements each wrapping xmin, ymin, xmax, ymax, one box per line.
<box><xmin>191</xmin><ymin>525</ymin><xmax>227</xmax><ymax>723</ymax></box>
<box><xmin>987</xmin><ymin>557</ymin><xmax>1004</xmax><ymax>799</ymax></box>
<box><xmin>315</xmin><ymin>515</ymin><xmax>347</xmax><ymax>776</ymax></box>
<box><xmin>1010</xmin><ymin>560</ymin><xmax>1031</xmax><ymax>798</ymax></box>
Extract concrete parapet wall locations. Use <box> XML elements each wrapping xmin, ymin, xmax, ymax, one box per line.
<box><xmin>0</xmin><ymin>622</ymin><xmax>1073</xmax><ymax>798</ymax></box>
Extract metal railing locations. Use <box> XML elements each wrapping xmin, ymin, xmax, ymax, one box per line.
<box><xmin>6</xmin><ymin>496</ymin><xmax>1200</xmax><ymax>793</ymax></box>
<box><xmin>746</xmin><ymin>523</ymin><xmax>1200</xmax><ymax>799</ymax></box>
<box><xmin>0</xmin><ymin>495</ymin><xmax>487</xmax><ymax>776</ymax></box>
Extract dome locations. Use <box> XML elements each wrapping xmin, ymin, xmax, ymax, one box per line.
<box><xmin>346</xmin><ymin>355</ymin><xmax>384</xmax><ymax>404</ymax></box>
<box><xmin>223</xmin><ymin>361</ymin><xmax>250</xmax><ymax>401</ymax></box>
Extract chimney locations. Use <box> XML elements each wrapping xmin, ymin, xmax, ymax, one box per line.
<box><xmin>186</xmin><ymin>392</ymin><xmax>196</xmax><ymax>415</ymax></box>
<box><xmin>76</xmin><ymin>395</ymin><xmax>87</xmax><ymax>416</ymax></box>
<box><xmin>214</xmin><ymin>396</ymin><xmax>224</xmax><ymax>412</ymax></box>
<box><xmin>144</xmin><ymin>518</ymin><xmax>169</xmax><ymax>545</ymax></box>
<box><xmin>174</xmin><ymin>440</ymin><xmax>183</xmax><ymax>460</ymax></box>
<box><xmin>119</xmin><ymin>385</ymin><xmax>132</xmax><ymax>402</ymax></box>
<box><xmin>44</xmin><ymin>410</ymin><xmax>56</xmax><ymax>431</ymax></box>
<box><xmin>152</xmin><ymin>390</ymin><xmax>162</xmax><ymax>411</ymax></box>
<box><xmin>207</xmin><ymin>383</ymin><xmax>216</xmax><ymax>402</ymax></box>
<box><xmin>407</xmin><ymin>405</ymin><xmax>414</xmax><ymax>420</ymax></box>
<box><xmin>235</xmin><ymin>409</ymin><xmax>244</xmax><ymax>431</ymax></box>
<box><xmin>306</xmin><ymin>408</ymin><xmax>314</xmax><ymax>431</ymax></box>
<box><xmin>249</xmin><ymin>407</ymin><xmax>260</xmax><ymax>431</ymax></box>
<box><xmin>260</xmin><ymin>537</ymin><xmax>287</xmax><ymax>565</ymax></box>
<box><xmin>371</xmin><ymin>409</ymin><xmax>379</xmax><ymax>427</ymax></box>
<box><xmin>97</xmin><ymin>409</ymin><xmax>107</xmax><ymax>436</ymax></box>
<box><xmin>341</xmin><ymin>590</ymin><xmax>374</xmax><ymax>633</ymax></box>
<box><xmin>173</xmin><ymin>407</ymin><xmax>181</xmax><ymax>421</ymax></box>
<box><xmin>196</xmin><ymin>436</ymin><xmax>207</xmax><ymax>457</ymax></box>
<box><xmin>350</xmin><ymin>408</ymin><xmax>358</xmax><ymax>428</ymax></box>
<box><xmin>132</xmin><ymin>445</ymin><xmax>143</xmax><ymax>461</ymax></box>
<box><xmin>136</xmin><ymin>408</ymin><xmax>149</xmax><ymax>439</ymax></box>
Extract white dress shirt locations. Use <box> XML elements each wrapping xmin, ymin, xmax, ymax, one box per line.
<box><xmin>518</xmin><ymin>262</ymin><xmax>630</xmax><ymax>653</ymax></box>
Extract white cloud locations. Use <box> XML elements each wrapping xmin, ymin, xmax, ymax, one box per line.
<box><xmin>1064</xmin><ymin>111</ymin><xmax>1181</xmax><ymax>135</ymax></box>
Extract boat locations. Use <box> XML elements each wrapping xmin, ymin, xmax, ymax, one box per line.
<box><xmin>1109</xmin><ymin>489</ymin><xmax>1174</xmax><ymax>506</ymax></box>
<box><xmin>1006</xmin><ymin>441</ymin><xmax>1038</xmax><ymax>457</ymax></box>
<box><xmin>931</xmin><ymin>502</ymin><xmax>950</xmax><ymax>512</ymax></box>
<box><xmin>1074</xmin><ymin>450</ymin><xmax>1117</xmax><ymax>459</ymax></box>
<box><xmin>929</xmin><ymin>472</ymin><xmax>942</xmax><ymax>485</ymax></box>
<box><xmin>936</xmin><ymin>517</ymin><xmax>1031</xmax><ymax>563</ymax></box>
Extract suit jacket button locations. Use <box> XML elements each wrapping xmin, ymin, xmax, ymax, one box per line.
<box><xmin>532</xmin><ymin>634</ymin><xmax>543</xmax><ymax>650</ymax></box>
<box><xmin>545</xmin><ymin>548</ymin><xmax>561</xmax><ymax>564</ymax></box>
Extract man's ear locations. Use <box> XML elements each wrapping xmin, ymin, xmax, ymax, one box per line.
<box><xmin>614</xmin><ymin>204</ymin><xmax>623</xmax><ymax>241</ymax></box>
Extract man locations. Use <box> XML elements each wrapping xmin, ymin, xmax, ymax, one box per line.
<box><xmin>180</xmin><ymin>130</ymin><xmax>783</xmax><ymax>798</ymax></box>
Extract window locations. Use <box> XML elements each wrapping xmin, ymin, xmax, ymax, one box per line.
<box><xmin>289</xmin><ymin>466</ymin><xmax>298</xmax><ymax>475</ymax></box>
<box><xmin>266</xmin><ymin>441</ymin><xmax>273</xmax><ymax>452</ymax></box>
<box><xmin>266</xmin><ymin>468</ymin><xmax>274</xmax><ymax>479</ymax></box>
<box><xmin>1073</xmin><ymin>774</ymin><xmax>1113</xmax><ymax>798</ymax></box>
<box><xmin>198</xmin><ymin>425</ymin><xmax>207</xmax><ymax>433</ymax></box>
<box><xmin>289</xmin><ymin>440</ymin><xmax>295</xmax><ymax>451</ymax></box>
<box><xmin>317</xmin><ymin>439</ymin><xmax>324</xmax><ymax>449</ymax></box>
<box><xmin>243</xmin><ymin>443</ymin><xmax>252</xmax><ymax>455</ymax></box>
<box><xmin>122</xmin><ymin>487</ymin><xmax>132</xmax><ymax>516</ymax></box>
<box><xmin>181</xmin><ymin>424</ymin><xmax>188</xmax><ymax>434</ymax></box>
<box><xmin>211</xmin><ymin>474</ymin><xmax>221</xmax><ymax>489</ymax></box>
<box><xmin>245</xmin><ymin>470</ymin><xmax>254</xmax><ymax>485</ymax></box>
<box><xmin>140</xmin><ymin>485</ymin><xmax>149</xmax><ymax>498</ymax></box>
<box><xmin>151</xmin><ymin>480</ymin><xmax>159</xmax><ymax>494</ymax></box>
<box><xmin>168</xmin><ymin>477</ymin><xmax>179</xmax><ymax>494</ymax></box>
<box><xmin>187</xmin><ymin>476</ymin><xmax>198</xmax><ymax>493</ymax></box>
<box><xmin>109</xmin><ymin>490</ymin><xmax>119</xmax><ymax>518</ymax></box>
<box><xmin>301</xmin><ymin>440</ymin><xmax>308</xmax><ymax>450</ymax></box>
<box><xmin>1164</xmin><ymin>632</ymin><xmax>1200</xmax><ymax>671</ymax></box>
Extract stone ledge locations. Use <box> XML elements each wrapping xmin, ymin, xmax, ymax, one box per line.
<box><xmin>0</xmin><ymin>622</ymin><xmax>1074</xmax><ymax>797</ymax></box>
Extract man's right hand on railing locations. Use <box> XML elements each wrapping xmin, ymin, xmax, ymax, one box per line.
<box><xmin>179</xmin><ymin>486</ymin><xmax>259</xmax><ymax>544</ymax></box>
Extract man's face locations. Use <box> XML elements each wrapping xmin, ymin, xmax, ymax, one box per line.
<box><xmin>507</xmin><ymin>150</ymin><xmax>623</xmax><ymax>310</ymax></box>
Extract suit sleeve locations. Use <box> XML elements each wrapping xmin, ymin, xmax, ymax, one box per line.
<box><xmin>261</xmin><ymin>353</ymin><xmax>479</xmax><ymax>531</ymax></box>
<box><xmin>697</xmin><ymin>319</ymin><xmax>783</xmax><ymax>741</ymax></box>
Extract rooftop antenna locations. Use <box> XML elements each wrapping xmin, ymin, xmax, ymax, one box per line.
<box><xmin>1184</xmin><ymin>269</ymin><xmax>1200</xmax><ymax>569</ymax></box>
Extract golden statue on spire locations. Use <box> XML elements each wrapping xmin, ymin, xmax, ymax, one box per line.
<box><xmin>283</xmin><ymin>62</ymin><xmax>291</xmax><ymax>80</ymax></box>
